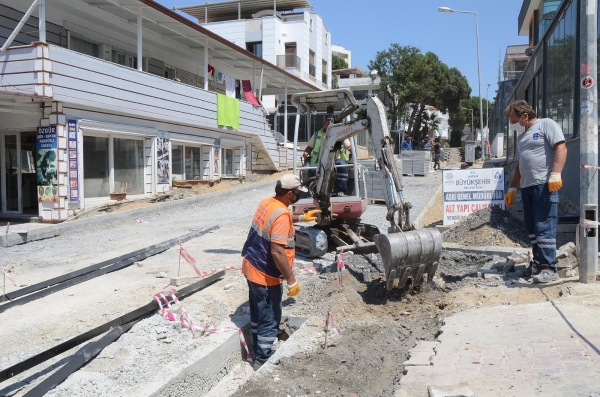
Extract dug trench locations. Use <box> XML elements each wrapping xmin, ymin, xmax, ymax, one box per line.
<box><xmin>230</xmin><ymin>249</ymin><xmax>565</xmax><ymax>397</ymax></box>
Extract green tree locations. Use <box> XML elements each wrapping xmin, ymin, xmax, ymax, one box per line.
<box><xmin>331</xmin><ymin>54</ymin><xmax>348</xmax><ymax>89</ymax></box>
<box><xmin>420</xmin><ymin>112</ymin><xmax>441</xmax><ymax>136</ymax></box>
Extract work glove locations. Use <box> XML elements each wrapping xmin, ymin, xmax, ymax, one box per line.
<box><xmin>300</xmin><ymin>209</ymin><xmax>321</xmax><ymax>222</ymax></box>
<box><xmin>505</xmin><ymin>188</ymin><xmax>517</xmax><ymax>208</ymax></box>
<box><xmin>287</xmin><ymin>281</ymin><xmax>300</xmax><ymax>297</ymax></box>
<box><xmin>548</xmin><ymin>172</ymin><xmax>562</xmax><ymax>192</ymax></box>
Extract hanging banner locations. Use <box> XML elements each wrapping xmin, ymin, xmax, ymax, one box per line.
<box><xmin>442</xmin><ymin>168</ymin><xmax>505</xmax><ymax>226</ymax></box>
<box><xmin>36</xmin><ymin>126</ymin><xmax>58</xmax><ymax>203</ymax></box>
<box><xmin>67</xmin><ymin>120</ymin><xmax>79</xmax><ymax>202</ymax></box>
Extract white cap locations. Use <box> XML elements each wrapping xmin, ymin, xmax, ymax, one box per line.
<box><xmin>278</xmin><ymin>174</ymin><xmax>308</xmax><ymax>192</ymax></box>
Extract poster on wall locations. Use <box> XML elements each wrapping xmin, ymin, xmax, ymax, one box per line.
<box><xmin>67</xmin><ymin>120</ymin><xmax>79</xmax><ymax>202</ymax></box>
<box><xmin>442</xmin><ymin>168</ymin><xmax>505</xmax><ymax>226</ymax></box>
<box><xmin>213</xmin><ymin>138</ymin><xmax>220</xmax><ymax>175</ymax></box>
<box><xmin>36</xmin><ymin>126</ymin><xmax>58</xmax><ymax>202</ymax></box>
<box><xmin>157</xmin><ymin>137</ymin><xmax>170</xmax><ymax>183</ymax></box>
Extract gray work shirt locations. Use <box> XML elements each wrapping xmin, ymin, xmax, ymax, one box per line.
<box><xmin>515</xmin><ymin>118</ymin><xmax>565</xmax><ymax>188</ymax></box>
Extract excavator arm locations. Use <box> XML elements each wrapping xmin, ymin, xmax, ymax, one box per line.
<box><xmin>311</xmin><ymin>95</ymin><xmax>413</xmax><ymax>232</ymax></box>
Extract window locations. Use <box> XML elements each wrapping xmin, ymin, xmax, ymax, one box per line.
<box><xmin>112</xmin><ymin>49</ymin><xmax>137</xmax><ymax>69</ymax></box>
<box><xmin>309</xmin><ymin>18</ymin><xmax>313</xmax><ymax>31</ymax></box>
<box><xmin>221</xmin><ymin>148</ymin><xmax>234</xmax><ymax>176</ymax></box>
<box><xmin>185</xmin><ymin>147</ymin><xmax>202</xmax><ymax>179</ymax></box>
<box><xmin>322</xmin><ymin>60</ymin><xmax>328</xmax><ymax>85</ymax></box>
<box><xmin>353</xmin><ymin>90</ymin><xmax>368</xmax><ymax>101</ymax></box>
<box><xmin>83</xmin><ymin>136</ymin><xmax>109</xmax><ymax>198</ymax></box>
<box><xmin>70</xmin><ymin>35</ymin><xmax>99</xmax><ymax>58</ymax></box>
<box><xmin>246</xmin><ymin>42</ymin><xmax>263</xmax><ymax>58</ymax></box>
<box><xmin>309</xmin><ymin>50</ymin><xmax>316</xmax><ymax>77</ymax></box>
<box><xmin>113</xmin><ymin>138</ymin><xmax>144</xmax><ymax>195</ymax></box>
<box><xmin>172</xmin><ymin>145</ymin><xmax>184</xmax><ymax>178</ymax></box>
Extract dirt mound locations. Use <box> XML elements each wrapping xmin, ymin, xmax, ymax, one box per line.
<box><xmin>442</xmin><ymin>206</ymin><xmax>529</xmax><ymax>247</ymax></box>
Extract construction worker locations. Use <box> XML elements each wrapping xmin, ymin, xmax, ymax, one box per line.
<box><xmin>504</xmin><ymin>100</ymin><xmax>567</xmax><ymax>283</ymax></box>
<box><xmin>303</xmin><ymin>116</ymin><xmax>352</xmax><ymax>196</ymax></box>
<box><xmin>241</xmin><ymin>174</ymin><xmax>320</xmax><ymax>365</ymax></box>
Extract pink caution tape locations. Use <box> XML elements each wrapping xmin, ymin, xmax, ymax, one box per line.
<box><xmin>153</xmin><ymin>289</ymin><xmax>253</xmax><ymax>362</ymax></box>
<box><xmin>293</xmin><ymin>267</ymin><xmax>319</xmax><ymax>274</ymax></box>
<box><xmin>324</xmin><ymin>309</ymin><xmax>343</xmax><ymax>340</ymax></box>
<box><xmin>1</xmin><ymin>267</ymin><xmax>20</xmax><ymax>287</ymax></box>
<box><xmin>336</xmin><ymin>252</ymin><xmax>346</xmax><ymax>288</ymax></box>
<box><xmin>136</xmin><ymin>219</ymin><xmax>154</xmax><ymax>223</ymax></box>
<box><xmin>581</xmin><ymin>163</ymin><xmax>600</xmax><ymax>170</ymax></box>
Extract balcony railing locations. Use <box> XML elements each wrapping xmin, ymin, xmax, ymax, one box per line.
<box><xmin>309</xmin><ymin>63</ymin><xmax>316</xmax><ymax>77</ymax></box>
<box><xmin>276</xmin><ymin>54</ymin><xmax>301</xmax><ymax>71</ymax></box>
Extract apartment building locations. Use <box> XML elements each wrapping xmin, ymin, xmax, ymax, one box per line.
<box><xmin>0</xmin><ymin>0</ymin><xmax>316</xmax><ymax>221</ymax></box>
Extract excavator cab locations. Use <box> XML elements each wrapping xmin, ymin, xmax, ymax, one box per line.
<box><xmin>289</xmin><ymin>89</ymin><xmax>442</xmax><ymax>290</ymax></box>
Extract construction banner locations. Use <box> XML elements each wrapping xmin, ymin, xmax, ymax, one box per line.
<box><xmin>442</xmin><ymin>168</ymin><xmax>505</xmax><ymax>226</ymax></box>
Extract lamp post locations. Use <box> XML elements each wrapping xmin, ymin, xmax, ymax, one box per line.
<box><xmin>439</xmin><ymin>6</ymin><xmax>485</xmax><ymax>156</ymax></box>
<box><xmin>461</xmin><ymin>107</ymin><xmax>474</xmax><ymax>140</ymax></box>
<box><xmin>486</xmin><ymin>83</ymin><xmax>491</xmax><ymax>128</ymax></box>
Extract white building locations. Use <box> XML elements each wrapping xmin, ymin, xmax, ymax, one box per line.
<box><xmin>334</xmin><ymin>67</ymin><xmax>381</xmax><ymax>102</ymax></box>
<box><xmin>0</xmin><ymin>0</ymin><xmax>316</xmax><ymax>221</ymax></box>
<box><xmin>176</xmin><ymin>0</ymin><xmax>331</xmax><ymax>112</ymax></box>
<box><xmin>331</xmin><ymin>44</ymin><xmax>351</xmax><ymax>67</ymax></box>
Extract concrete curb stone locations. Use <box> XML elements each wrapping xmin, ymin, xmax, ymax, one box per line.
<box><xmin>442</xmin><ymin>242</ymin><xmax>529</xmax><ymax>257</ymax></box>
<box><xmin>414</xmin><ymin>183</ymin><xmax>443</xmax><ymax>230</ymax></box>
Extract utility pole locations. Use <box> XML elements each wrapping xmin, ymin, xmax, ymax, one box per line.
<box><xmin>579</xmin><ymin>0</ymin><xmax>598</xmax><ymax>284</ymax></box>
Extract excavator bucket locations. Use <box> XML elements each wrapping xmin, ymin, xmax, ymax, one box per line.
<box><xmin>374</xmin><ymin>228</ymin><xmax>442</xmax><ymax>290</ymax></box>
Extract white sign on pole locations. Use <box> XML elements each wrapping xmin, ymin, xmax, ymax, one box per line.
<box><xmin>442</xmin><ymin>168</ymin><xmax>505</xmax><ymax>226</ymax></box>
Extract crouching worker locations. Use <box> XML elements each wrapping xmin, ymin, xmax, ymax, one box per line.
<box><xmin>241</xmin><ymin>174</ymin><xmax>320</xmax><ymax>365</ymax></box>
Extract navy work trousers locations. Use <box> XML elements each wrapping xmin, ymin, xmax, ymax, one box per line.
<box><xmin>521</xmin><ymin>183</ymin><xmax>558</xmax><ymax>271</ymax></box>
<box><xmin>309</xmin><ymin>159</ymin><xmax>348</xmax><ymax>193</ymax></box>
<box><xmin>246</xmin><ymin>278</ymin><xmax>283</xmax><ymax>364</ymax></box>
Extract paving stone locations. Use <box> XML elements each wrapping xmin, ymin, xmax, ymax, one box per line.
<box><xmin>404</xmin><ymin>351</ymin><xmax>434</xmax><ymax>366</ymax></box>
<box><xmin>427</xmin><ymin>383</ymin><xmax>474</xmax><ymax>397</ymax></box>
<box><xmin>513</xmin><ymin>263</ymin><xmax>528</xmax><ymax>272</ymax></box>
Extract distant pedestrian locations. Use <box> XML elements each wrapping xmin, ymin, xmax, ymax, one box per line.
<box><xmin>432</xmin><ymin>137</ymin><xmax>441</xmax><ymax>170</ymax></box>
<box><xmin>504</xmin><ymin>100</ymin><xmax>567</xmax><ymax>283</ymax></box>
<box><xmin>421</xmin><ymin>135</ymin><xmax>431</xmax><ymax>151</ymax></box>
<box><xmin>401</xmin><ymin>135</ymin><xmax>413</xmax><ymax>151</ymax></box>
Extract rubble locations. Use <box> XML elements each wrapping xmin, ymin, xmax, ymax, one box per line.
<box><xmin>442</xmin><ymin>206</ymin><xmax>530</xmax><ymax>248</ymax></box>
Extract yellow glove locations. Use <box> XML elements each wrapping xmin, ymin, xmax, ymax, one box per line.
<box><xmin>300</xmin><ymin>209</ymin><xmax>321</xmax><ymax>222</ymax></box>
<box><xmin>548</xmin><ymin>172</ymin><xmax>562</xmax><ymax>192</ymax></box>
<box><xmin>505</xmin><ymin>188</ymin><xmax>517</xmax><ymax>208</ymax></box>
<box><xmin>287</xmin><ymin>281</ymin><xmax>300</xmax><ymax>297</ymax></box>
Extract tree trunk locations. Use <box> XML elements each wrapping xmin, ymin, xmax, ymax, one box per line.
<box><xmin>412</xmin><ymin>104</ymin><xmax>425</xmax><ymax>142</ymax></box>
<box><xmin>406</xmin><ymin>104</ymin><xmax>419</xmax><ymax>136</ymax></box>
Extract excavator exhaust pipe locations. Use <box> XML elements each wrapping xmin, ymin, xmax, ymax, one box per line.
<box><xmin>374</xmin><ymin>228</ymin><xmax>443</xmax><ymax>290</ymax></box>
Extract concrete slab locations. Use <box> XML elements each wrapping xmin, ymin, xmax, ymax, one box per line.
<box><xmin>428</xmin><ymin>383</ymin><xmax>474</xmax><ymax>397</ymax></box>
<box><xmin>404</xmin><ymin>351</ymin><xmax>434</xmax><ymax>366</ymax></box>
<box><xmin>169</xmin><ymin>276</ymin><xmax>198</xmax><ymax>287</ymax></box>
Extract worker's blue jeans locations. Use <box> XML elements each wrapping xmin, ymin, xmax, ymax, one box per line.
<box><xmin>246</xmin><ymin>279</ymin><xmax>282</xmax><ymax>364</ymax></box>
<box><xmin>521</xmin><ymin>183</ymin><xmax>558</xmax><ymax>271</ymax></box>
<box><xmin>309</xmin><ymin>159</ymin><xmax>348</xmax><ymax>193</ymax></box>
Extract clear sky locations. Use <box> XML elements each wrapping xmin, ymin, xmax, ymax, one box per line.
<box><xmin>159</xmin><ymin>0</ymin><xmax>528</xmax><ymax>100</ymax></box>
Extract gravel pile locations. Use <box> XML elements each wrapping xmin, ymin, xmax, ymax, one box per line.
<box><xmin>443</xmin><ymin>206</ymin><xmax>530</xmax><ymax>248</ymax></box>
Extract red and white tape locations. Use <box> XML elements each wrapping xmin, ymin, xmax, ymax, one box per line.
<box><xmin>336</xmin><ymin>252</ymin><xmax>346</xmax><ymax>288</ymax></box>
<box><xmin>325</xmin><ymin>309</ymin><xmax>343</xmax><ymax>340</ymax></box>
<box><xmin>581</xmin><ymin>163</ymin><xmax>600</xmax><ymax>170</ymax></box>
<box><xmin>1</xmin><ymin>267</ymin><xmax>20</xmax><ymax>287</ymax></box>
<box><xmin>153</xmin><ymin>289</ymin><xmax>253</xmax><ymax>362</ymax></box>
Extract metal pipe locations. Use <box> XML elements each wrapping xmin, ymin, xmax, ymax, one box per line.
<box><xmin>293</xmin><ymin>106</ymin><xmax>301</xmax><ymax>174</ymax></box>
<box><xmin>137</xmin><ymin>7</ymin><xmax>143</xmax><ymax>71</ymax></box>
<box><xmin>259</xmin><ymin>63</ymin><xmax>264</xmax><ymax>100</ymax></box>
<box><xmin>204</xmin><ymin>39</ymin><xmax>209</xmax><ymax>90</ymax></box>
<box><xmin>39</xmin><ymin>0</ymin><xmax>46</xmax><ymax>43</ymax></box>
<box><xmin>1</xmin><ymin>0</ymin><xmax>40</xmax><ymax>52</ymax></box>
<box><xmin>474</xmin><ymin>12</ymin><xmax>485</xmax><ymax>156</ymax></box>
<box><xmin>205</xmin><ymin>3</ymin><xmax>207</xmax><ymax>23</ymax></box>
<box><xmin>284</xmin><ymin>80</ymin><xmax>288</xmax><ymax>148</ymax></box>
<box><xmin>579</xmin><ymin>0</ymin><xmax>598</xmax><ymax>283</ymax></box>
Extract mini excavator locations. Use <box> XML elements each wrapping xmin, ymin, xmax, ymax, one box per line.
<box><xmin>289</xmin><ymin>89</ymin><xmax>442</xmax><ymax>290</ymax></box>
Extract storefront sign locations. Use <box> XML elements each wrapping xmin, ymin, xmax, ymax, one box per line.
<box><xmin>67</xmin><ymin>120</ymin><xmax>79</xmax><ymax>202</ymax></box>
<box><xmin>157</xmin><ymin>137</ymin><xmax>170</xmax><ymax>184</ymax></box>
<box><xmin>442</xmin><ymin>168</ymin><xmax>505</xmax><ymax>226</ymax></box>
<box><xmin>36</xmin><ymin>126</ymin><xmax>58</xmax><ymax>202</ymax></box>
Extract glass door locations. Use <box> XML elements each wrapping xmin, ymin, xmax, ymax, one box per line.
<box><xmin>3</xmin><ymin>133</ymin><xmax>21</xmax><ymax>213</ymax></box>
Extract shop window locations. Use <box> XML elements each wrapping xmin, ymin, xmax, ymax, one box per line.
<box><xmin>83</xmin><ymin>136</ymin><xmax>109</xmax><ymax>198</ymax></box>
<box><xmin>172</xmin><ymin>145</ymin><xmax>184</xmax><ymax>179</ymax></box>
<box><xmin>184</xmin><ymin>147</ymin><xmax>202</xmax><ymax>179</ymax></box>
<box><xmin>114</xmin><ymin>138</ymin><xmax>144</xmax><ymax>195</ymax></box>
<box><xmin>221</xmin><ymin>148</ymin><xmax>234</xmax><ymax>176</ymax></box>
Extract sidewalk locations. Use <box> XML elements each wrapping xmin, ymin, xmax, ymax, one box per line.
<box><xmin>397</xmin><ymin>281</ymin><xmax>600</xmax><ymax>397</ymax></box>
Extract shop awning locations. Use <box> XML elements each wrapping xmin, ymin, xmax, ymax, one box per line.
<box><xmin>176</xmin><ymin>0</ymin><xmax>312</xmax><ymax>23</ymax></box>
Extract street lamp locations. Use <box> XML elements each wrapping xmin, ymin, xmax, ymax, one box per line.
<box><xmin>461</xmin><ymin>107</ymin><xmax>474</xmax><ymax>140</ymax></box>
<box><xmin>439</xmin><ymin>6</ymin><xmax>485</xmax><ymax>156</ymax></box>
<box><xmin>486</xmin><ymin>83</ymin><xmax>491</xmax><ymax>128</ymax></box>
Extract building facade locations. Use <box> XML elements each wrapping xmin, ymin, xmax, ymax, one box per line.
<box><xmin>508</xmin><ymin>0</ymin><xmax>595</xmax><ymax>206</ymax></box>
<box><xmin>0</xmin><ymin>0</ymin><xmax>315</xmax><ymax>221</ymax></box>
<box><xmin>177</xmin><ymin>0</ymin><xmax>330</xmax><ymax>112</ymax></box>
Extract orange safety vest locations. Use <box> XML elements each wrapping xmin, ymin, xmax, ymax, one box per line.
<box><xmin>241</xmin><ymin>197</ymin><xmax>295</xmax><ymax>286</ymax></box>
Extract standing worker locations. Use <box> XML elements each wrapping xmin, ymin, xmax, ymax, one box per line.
<box><xmin>432</xmin><ymin>137</ymin><xmax>441</xmax><ymax>170</ymax></box>
<box><xmin>401</xmin><ymin>135</ymin><xmax>413</xmax><ymax>151</ymax></box>
<box><xmin>241</xmin><ymin>174</ymin><xmax>320</xmax><ymax>365</ymax></box>
<box><xmin>421</xmin><ymin>134</ymin><xmax>432</xmax><ymax>151</ymax></box>
<box><xmin>504</xmin><ymin>100</ymin><xmax>567</xmax><ymax>283</ymax></box>
<box><xmin>303</xmin><ymin>116</ymin><xmax>352</xmax><ymax>196</ymax></box>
